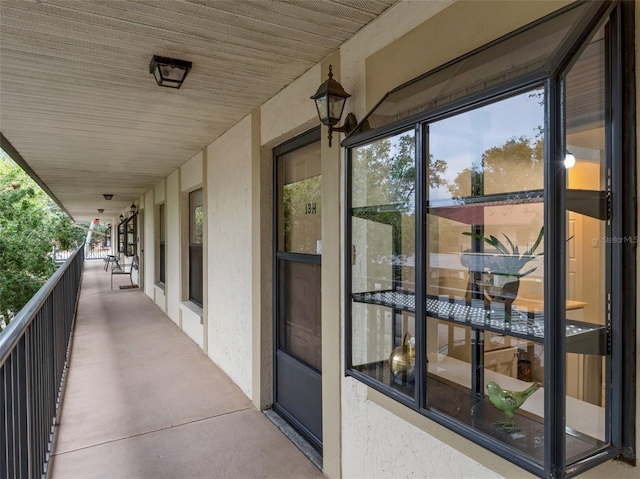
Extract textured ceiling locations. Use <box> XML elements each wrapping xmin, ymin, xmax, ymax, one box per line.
<box><xmin>0</xmin><ymin>0</ymin><xmax>397</xmax><ymax>220</ymax></box>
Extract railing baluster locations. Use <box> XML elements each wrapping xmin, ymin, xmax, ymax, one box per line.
<box><xmin>0</xmin><ymin>247</ymin><xmax>84</xmax><ymax>477</ymax></box>
<box><xmin>1</xmin><ymin>363</ymin><xmax>7</xmax><ymax>478</ymax></box>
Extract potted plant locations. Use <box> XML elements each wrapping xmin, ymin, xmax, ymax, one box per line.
<box><xmin>460</xmin><ymin>227</ymin><xmax>544</xmax><ymax>320</ymax></box>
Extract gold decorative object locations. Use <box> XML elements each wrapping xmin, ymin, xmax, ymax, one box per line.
<box><xmin>389</xmin><ymin>333</ymin><xmax>416</xmax><ymax>383</ymax></box>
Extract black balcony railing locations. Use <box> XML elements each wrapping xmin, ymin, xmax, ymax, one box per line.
<box><xmin>1</xmin><ymin>247</ymin><xmax>84</xmax><ymax>479</ymax></box>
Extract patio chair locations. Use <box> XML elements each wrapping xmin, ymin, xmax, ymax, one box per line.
<box><xmin>111</xmin><ymin>255</ymin><xmax>138</xmax><ymax>290</ymax></box>
<box><xmin>104</xmin><ymin>254</ymin><xmax>118</xmax><ymax>271</ymax></box>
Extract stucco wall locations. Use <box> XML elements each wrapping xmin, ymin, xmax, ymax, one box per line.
<box><xmin>261</xmin><ymin>64</ymin><xmax>318</xmax><ymax>147</ymax></box>
<box><xmin>133</xmin><ymin>1</ymin><xmax>638</xmax><ymax>477</ymax></box>
<box><xmin>143</xmin><ymin>189</ymin><xmax>155</xmax><ymax>299</ymax></box>
<box><xmin>165</xmin><ymin>170</ymin><xmax>181</xmax><ymax>326</ymax></box>
<box><xmin>181</xmin><ymin>152</ymin><xmax>203</xmax><ymax>193</ymax></box>
<box><xmin>155</xmin><ymin>179</ymin><xmax>165</xmax><ymax>204</ymax></box>
<box><xmin>206</xmin><ymin>115</ymin><xmax>254</xmax><ymax>396</ymax></box>
<box><xmin>153</xmin><ymin>180</ymin><xmax>167</xmax><ymax>311</ymax></box>
<box><xmin>178</xmin><ymin>153</ymin><xmax>204</xmax><ymax>347</ymax></box>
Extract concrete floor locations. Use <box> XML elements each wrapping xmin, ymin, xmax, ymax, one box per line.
<box><xmin>50</xmin><ymin>261</ymin><xmax>324</xmax><ymax>479</ymax></box>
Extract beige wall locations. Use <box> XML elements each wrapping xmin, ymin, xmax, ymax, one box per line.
<box><xmin>165</xmin><ymin>170</ymin><xmax>181</xmax><ymax>326</ymax></box>
<box><xmin>143</xmin><ymin>188</ymin><xmax>155</xmax><ymax>299</ymax></box>
<box><xmin>179</xmin><ymin>153</ymin><xmax>205</xmax><ymax>348</ymax></box>
<box><xmin>135</xmin><ymin>0</ymin><xmax>639</xmax><ymax>477</ymax></box>
<box><xmin>207</xmin><ymin>115</ymin><xmax>255</xmax><ymax>396</ymax></box>
<box><xmin>153</xmin><ymin>180</ymin><xmax>166</xmax><ymax>311</ymax></box>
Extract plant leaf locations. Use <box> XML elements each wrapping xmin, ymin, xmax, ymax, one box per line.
<box><xmin>489</xmin><ymin>235</ymin><xmax>510</xmax><ymax>255</ymax></box>
<box><xmin>524</xmin><ymin>227</ymin><xmax>544</xmax><ymax>256</ymax></box>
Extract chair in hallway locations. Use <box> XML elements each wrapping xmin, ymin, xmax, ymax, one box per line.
<box><xmin>111</xmin><ymin>255</ymin><xmax>138</xmax><ymax>290</ymax></box>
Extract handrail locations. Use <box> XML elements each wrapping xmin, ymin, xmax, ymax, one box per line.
<box><xmin>0</xmin><ymin>247</ymin><xmax>82</xmax><ymax>363</ymax></box>
<box><xmin>1</xmin><ymin>246</ymin><xmax>84</xmax><ymax>478</ymax></box>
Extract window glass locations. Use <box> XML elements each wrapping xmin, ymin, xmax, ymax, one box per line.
<box><xmin>346</xmin><ymin>3</ymin><xmax>628</xmax><ymax>474</ymax></box>
<box><xmin>278</xmin><ymin>260</ymin><xmax>322</xmax><ymax>371</ymax></box>
<box><xmin>278</xmin><ymin>142</ymin><xmax>321</xmax><ymax>255</ymax></box>
<box><xmin>190</xmin><ymin>189</ymin><xmax>203</xmax><ymax>245</ymax></box>
<box><xmin>564</xmin><ymin>22</ymin><xmax>609</xmax><ymax>462</ymax></box>
<box><xmin>426</xmin><ymin>89</ymin><xmax>545</xmax><ymax>463</ymax></box>
<box><xmin>350</xmin><ymin>130</ymin><xmax>416</xmax><ymax>397</ymax></box>
<box><xmin>189</xmin><ymin>189</ymin><xmax>203</xmax><ymax>306</ymax></box>
<box><xmin>159</xmin><ymin>203</ymin><xmax>165</xmax><ymax>284</ymax></box>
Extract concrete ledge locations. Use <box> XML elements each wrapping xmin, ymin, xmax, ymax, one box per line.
<box><xmin>180</xmin><ymin>301</ymin><xmax>203</xmax><ymax>349</ymax></box>
<box><xmin>153</xmin><ymin>283</ymin><xmax>165</xmax><ymax>311</ymax></box>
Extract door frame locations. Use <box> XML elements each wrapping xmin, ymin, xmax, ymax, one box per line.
<box><xmin>272</xmin><ymin>127</ymin><xmax>323</xmax><ymax>451</ymax></box>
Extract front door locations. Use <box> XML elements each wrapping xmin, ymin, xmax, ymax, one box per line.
<box><xmin>273</xmin><ymin>129</ymin><xmax>322</xmax><ymax>451</ymax></box>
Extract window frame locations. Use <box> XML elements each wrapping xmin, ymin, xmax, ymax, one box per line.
<box><xmin>343</xmin><ymin>2</ymin><xmax>635</xmax><ymax>477</ymax></box>
<box><xmin>188</xmin><ymin>188</ymin><xmax>203</xmax><ymax>307</ymax></box>
<box><xmin>158</xmin><ymin>203</ymin><xmax>166</xmax><ymax>285</ymax></box>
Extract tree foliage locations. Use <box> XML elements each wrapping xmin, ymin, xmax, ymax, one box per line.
<box><xmin>448</xmin><ymin>135</ymin><xmax>544</xmax><ymax>198</ymax></box>
<box><xmin>0</xmin><ymin>153</ymin><xmax>81</xmax><ymax>330</ymax></box>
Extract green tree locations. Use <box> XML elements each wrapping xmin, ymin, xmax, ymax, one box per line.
<box><xmin>0</xmin><ymin>152</ymin><xmax>79</xmax><ymax>330</ymax></box>
<box><xmin>448</xmin><ymin>135</ymin><xmax>543</xmax><ymax>198</ymax></box>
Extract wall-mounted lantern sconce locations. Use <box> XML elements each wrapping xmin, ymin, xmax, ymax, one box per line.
<box><xmin>130</xmin><ymin>203</ymin><xmax>137</xmax><ymax>216</ymax></box>
<box><xmin>149</xmin><ymin>55</ymin><xmax>192</xmax><ymax>89</ymax></box>
<box><xmin>311</xmin><ymin>65</ymin><xmax>357</xmax><ymax>147</ymax></box>
<box><xmin>564</xmin><ymin>150</ymin><xmax>576</xmax><ymax>169</ymax></box>
<box><xmin>98</xmin><ymin>209</ymin><xmax>104</xmax><ymax>213</ymax></box>
<box><xmin>103</xmin><ymin>194</ymin><xmax>113</xmax><ymax>200</ymax></box>
<box><xmin>119</xmin><ymin>214</ymin><xmax>124</xmax><ymax>222</ymax></box>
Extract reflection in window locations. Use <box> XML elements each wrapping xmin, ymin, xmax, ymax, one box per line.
<box><xmin>351</xmin><ymin>130</ymin><xmax>417</xmax><ymax>398</ymax></box>
<box><xmin>278</xmin><ymin>142</ymin><xmax>322</xmax><ymax>255</ymax></box>
<box><xmin>564</xmin><ymin>21</ymin><xmax>609</xmax><ymax>460</ymax></box>
<box><xmin>189</xmin><ymin>189</ymin><xmax>203</xmax><ymax>306</ymax></box>
<box><xmin>346</xmin><ymin>3</ymin><xmax>631</xmax><ymax>475</ymax></box>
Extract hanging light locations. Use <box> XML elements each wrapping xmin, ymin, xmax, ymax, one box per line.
<box><xmin>149</xmin><ymin>55</ymin><xmax>192</xmax><ymax>89</ymax></box>
<box><xmin>310</xmin><ymin>65</ymin><xmax>357</xmax><ymax>147</ymax></box>
<box><xmin>119</xmin><ymin>214</ymin><xmax>124</xmax><ymax>222</ymax></box>
<box><xmin>130</xmin><ymin>204</ymin><xmax>137</xmax><ymax>216</ymax></box>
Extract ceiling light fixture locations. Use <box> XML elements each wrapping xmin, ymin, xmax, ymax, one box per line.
<box><xmin>130</xmin><ymin>204</ymin><xmax>137</xmax><ymax>216</ymax></box>
<box><xmin>98</xmin><ymin>209</ymin><xmax>104</xmax><ymax>213</ymax></box>
<box><xmin>149</xmin><ymin>55</ymin><xmax>192</xmax><ymax>89</ymax></box>
<box><xmin>311</xmin><ymin>65</ymin><xmax>357</xmax><ymax>147</ymax></box>
<box><xmin>103</xmin><ymin>194</ymin><xmax>113</xmax><ymax>200</ymax></box>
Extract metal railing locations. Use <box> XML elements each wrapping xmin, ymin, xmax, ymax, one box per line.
<box><xmin>1</xmin><ymin>247</ymin><xmax>84</xmax><ymax>479</ymax></box>
<box><xmin>53</xmin><ymin>242</ymin><xmax>110</xmax><ymax>263</ymax></box>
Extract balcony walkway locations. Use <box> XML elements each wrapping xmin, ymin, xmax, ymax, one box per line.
<box><xmin>50</xmin><ymin>261</ymin><xmax>324</xmax><ymax>479</ymax></box>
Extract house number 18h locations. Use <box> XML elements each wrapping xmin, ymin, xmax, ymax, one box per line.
<box><xmin>305</xmin><ymin>202</ymin><xmax>317</xmax><ymax>215</ymax></box>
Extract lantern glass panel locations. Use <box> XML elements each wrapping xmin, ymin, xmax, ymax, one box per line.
<box><xmin>160</xmin><ymin>65</ymin><xmax>185</xmax><ymax>82</ymax></box>
<box><xmin>329</xmin><ymin>96</ymin><xmax>346</xmax><ymax>123</ymax></box>
<box><xmin>315</xmin><ymin>95</ymin><xmax>329</xmax><ymax>123</ymax></box>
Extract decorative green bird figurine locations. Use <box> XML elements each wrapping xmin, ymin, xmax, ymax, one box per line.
<box><xmin>486</xmin><ymin>381</ymin><xmax>540</xmax><ymax>432</ymax></box>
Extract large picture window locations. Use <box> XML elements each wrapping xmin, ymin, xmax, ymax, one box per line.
<box><xmin>189</xmin><ymin>189</ymin><xmax>203</xmax><ymax>306</ymax></box>
<box><xmin>344</xmin><ymin>2</ymin><xmax>634</xmax><ymax>477</ymax></box>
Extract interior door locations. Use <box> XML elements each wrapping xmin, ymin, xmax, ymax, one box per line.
<box><xmin>273</xmin><ymin>129</ymin><xmax>323</xmax><ymax>451</ymax></box>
